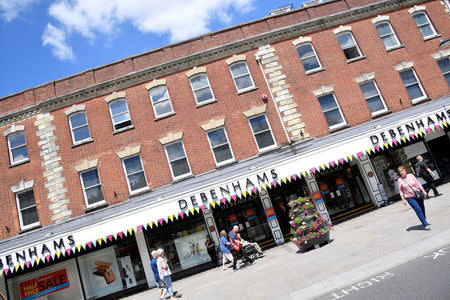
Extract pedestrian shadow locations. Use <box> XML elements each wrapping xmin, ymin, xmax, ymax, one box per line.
<box><xmin>296</xmin><ymin>239</ymin><xmax>334</xmax><ymax>254</ymax></box>
<box><xmin>406</xmin><ymin>225</ymin><xmax>426</xmax><ymax>231</ymax></box>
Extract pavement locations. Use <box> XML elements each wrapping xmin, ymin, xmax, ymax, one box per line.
<box><xmin>121</xmin><ymin>182</ymin><xmax>450</xmax><ymax>300</ymax></box>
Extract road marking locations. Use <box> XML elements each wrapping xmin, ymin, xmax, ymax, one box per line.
<box><xmin>325</xmin><ymin>272</ymin><xmax>394</xmax><ymax>299</ymax></box>
<box><xmin>423</xmin><ymin>247</ymin><xmax>449</xmax><ymax>260</ymax></box>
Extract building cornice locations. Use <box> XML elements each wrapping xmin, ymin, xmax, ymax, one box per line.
<box><xmin>0</xmin><ymin>0</ymin><xmax>429</xmax><ymax>127</ymax></box>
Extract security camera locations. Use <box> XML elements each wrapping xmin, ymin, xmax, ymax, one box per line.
<box><xmin>261</xmin><ymin>94</ymin><xmax>268</xmax><ymax>103</ymax></box>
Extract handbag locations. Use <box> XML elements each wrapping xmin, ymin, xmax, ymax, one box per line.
<box><xmin>401</xmin><ymin>178</ymin><xmax>424</xmax><ymax>200</ymax></box>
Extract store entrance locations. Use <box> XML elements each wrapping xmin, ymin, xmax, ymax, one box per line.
<box><xmin>426</xmin><ymin>133</ymin><xmax>450</xmax><ymax>183</ymax></box>
<box><xmin>212</xmin><ymin>194</ymin><xmax>271</xmax><ymax>243</ymax></box>
<box><xmin>315</xmin><ymin>163</ymin><xmax>372</xmax><ymax>221</ymax></box>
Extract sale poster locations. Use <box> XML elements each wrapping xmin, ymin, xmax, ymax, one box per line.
<box><xmin>19</xmin><ymin>269</ymin><xmax>70</xmax><ymax>300</ymax></box>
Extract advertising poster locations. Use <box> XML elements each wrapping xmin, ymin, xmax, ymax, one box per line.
<box><xmin>228</xmin><ymin>214</ymin><xmax>238</xmax><ymax>226</ymax></box>
<box><xmin>19</xmin><ymin>269</ymin><xmax>69</xmax><ymax>300</ymax></box>
<box><xmin>335</xmin><ymin>177</ymin><xmax>345</xmax><ymax>189</ymax></box>
<box><xmin>265</xmin><ymin>208</ymin><xmax>275</xmax><ymax>220</ymax></box>
<box><xmin>78</xmin><ymin>247</ymin><xmax>123</xmax><ymax>299</ymax></box>
<box><xmin>174</xmin><ymin>230</ymin><xmax>210</xmax><ymax>270</ymax></box>
<box><xmin>244</xmin><ymin>208</ymin><xmax>256</xmax><ymax>221</ymax></box>
<box><xmin>119</xmin><ymin>256</ymin><xmax>137</xmax><ymax>288</ymax></box>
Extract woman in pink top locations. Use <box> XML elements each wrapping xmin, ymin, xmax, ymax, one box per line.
<box><xmin>397</xmin><ymin>166</ymin><xmax>430</xmax><ymax>230</ymax></box>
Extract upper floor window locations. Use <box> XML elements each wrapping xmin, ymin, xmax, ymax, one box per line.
<box><xmin>189</xmin><ymin>73</ymin><xmax>215</xmax><ymax>104</ymax></box>
<box><xmin>337</xmin><ymin>32</ymin><xmax>363</xmax><ymax>60</ymax></box>
<box><xmin>16</xmin><ymin>189</ymin><xmax>39</xmax><ymax>230</ymax></box>
<box><xmin>317</xmin><ymin>93</ymin><xmax>347</xmax><ymax>129</ymax></box>
<box><xmin>412</xmin><ymin>12</ymin><xmax>437</xmax><ymax>39</ymax></box>
<box><xmin>398</xmin><ymin>68</ymin><xmax>427</xmax><ymax>102</ymax></box>
<box><xmin>437</xmin><ymin>57</ymin><xmax>450</xmax><ymax>87</ymax></box>
<box><xmin>296</xmin><ymin>43</ymin><xmax>322</xmax><ymax>72</ymax></box>
<box><xmin>206</xmin><ymin>128</ymin><xmax>234</xmax><ymax>165</ymax></box>
<box><xmin>359</xmin><ymin>80</ymin><xmax>388</xmax><ymax>115</ymax></box>
<box><xmin>109</xmin><ymin>99</ymin><xmax>132</xmax><ymax>131</ymax></box>
<box><xmin>229</xmin><ymin>61</ymin><xmax>255</xmax><ymax>92</ymax></box>
<box><xmin>165</xmin><ymin>141</ymin><xmax>191</xmax><ymax>179</ymax></box>
<box><xmin>122</xmin><ymin>155</ymin><xmax>148</xmax><ymax>193</ymax></box>
<box><xmin>69</xmin><ymin>112</ymin><xmax>91</xmax><ymax>144</ymax></box>
<box><xmin>8</xmin><ymin>132</ymin><xmax>29</xmax><ymax>164</ymax></box>
<box><xmin>149</xmin><ymin>85</ymin><xmax>174</xmax><ymax>118</ymax></box>
<box><xmin>80</xmin><ymin>168</ymin><xmax>105</xmax><ymax>207</ymax></box>
<box><xmin>249</xmin><ymin>114</ymin><xmax>275</xmax><ymax>151</ymax></box>
<box><xmin>375</xmin><ymin>22</ymin><xmax>401</xmax><ymax>50</ymax></box>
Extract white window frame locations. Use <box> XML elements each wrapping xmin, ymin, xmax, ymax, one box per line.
<box><xmin>436</xmin><ymin>57</ymin><xmax>450</xmax><ymax>87</ymax></box>
<box><xmin>68</xmin><ymin>111</ymin><xmax>91</xmax><ymax>144</ymax></box>
<box><xmin>412</xmin><ymin>12</ymin><xmax>438</xmax><ymax>40</ymax></box>
<box><xmin>7</xmin><ymin>132</ymin><xmax>29</xmax><ymax>164</ymax></box>
<box><xmin>375</xmin><ymin>21</ymin><xmax>401</xmax><ymax>50</ymax></box>
<box><xmin>296</xmin><ymin>42</ymin><xmax>323</xmax><ymax>73</ymax></box>
<box><xmin>229</xmin><ymin>61</ymin><xmax>255</xmax><ymax>92</ymax></box>
<box><xmin>108</xmin><ymin>98</ymin><xmax>132</xmax><ymax>131</ymax></box>
<box><xmin>15</xmin><ymin>189</ymin><xmax>40</xmax><ymax>230</ymax></box>
<box><xmin>149</xmin><ymin>84</ymin><xmax>174</xmax><ymax>118</ymax></box>
<box><xmin>79</xmin><ymin>168</ymin><xmax>105</xmax><ymax>208</ymax></box>
<box><xmin>359</xmin><ymin>80</ymin><xmax>389</xmax><ymax>116</ymax></box>
<box><xmin>398</xmin><ymin>68</ymin><xmax>427</xmax><ymax>103</ymax></box>
<box><xmin>189</xmin><ymin>73</ymin><xmax>215</xmax><ymax>105</ymax></box>
<box><xmin>317</xmin><ymin>93</ymin><xmax>348</xmax><ymax>130</ymax></box>
<box><xmin>336</xmin><ymin>32</ymin><xmax>363</xmax><ymax>61</ymax></box>
<box><xmin>121</xmin><ymin>155</ymin><xmax>148</xmax><ymax>194</ymax></box>
<box><xmin>206</xmin><ymin>127</ymin><xmax>235</xmax><ymax>166</ymax></box>
<box><xmin>164</xmin><ymin>140</ymin><xmax>192</xmax><ymax>180</ymax></box>
<box><xmin>248</xmin><ymin>114</ymin><xmax>277</xmax><ymax>152</ymax></box>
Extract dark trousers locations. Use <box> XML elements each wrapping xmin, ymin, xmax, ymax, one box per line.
<box><xmin>207</xmin><ymin>250</ymin><xmax>218</xmax><ymax>266</ymax></box>
<box><xmin>231</xmin><ymin>248</ymin><xmax>253</xmax><ymax>269</ymax></box>
<box><xmin>423</xmin><ymin>175</ymin><xmax>439</xmax><ymax>196</ymax></box>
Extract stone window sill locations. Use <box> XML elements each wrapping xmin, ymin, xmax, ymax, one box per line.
<box><xmin>215</xmin><ymin>160</ymin><xmax>237</xmax><ymax>170</ymax></box>
<box><xmin>155</xmin><ymin>111</ymin><xmax>176</xmax><ymax>121</ymax></box>
<box><xmin>306</xmin><ymin>67</ymin><xmax>325</xmax><ymax>75</ymax></box>
<box><xmin>84</xmin><ymin>201</ymin><xmax>108</xmax><ymax>213</ymax></box>
<box><xmin>423</xmin><ymin>34</ymin><xmax>442</xmax><ymax>42</ymax></box>
<box><xmin>9</xmin><ymin>158</ymin><xmax>31</xmax><ymax>168</ymax></box>
<box><xmin>172</xmin><ymin>174</ymin><xmax>194</xmax><ymax>184</ymax></box>
<box><xmin>19</xmin><ymin>224</ymin><xmax>42</xmax><ymax>234</ymax></box>
<box><xmin>347</xmin><ymin>56</ymin><xmax>366</xmax><ymax>64</ymax></box>
<box><xmin>258</xmin><ymin>145</ymin><xmax>278</xmax><ymax>155</ymax></box>
<box><xmin>386</xmin><ymin>44</ymin><xmax>405</xmax><ymax>52</ymax></box>
<box><xmin>237</xmin><ymin>86</ymin><xmax>258</xmax><ymax>95</ymax></box>
<box><xmin>196</xmin><ymin>99</ymin><xmax>218</xmax><ymax>108</ymax></box>
<box><xmin>129</xmin><ymin>187</ymin><xmax>151</xmax><ymax>197</ymax></box>
<box><xmin>371</xmin><ymin>110</ymin><xmax>392</xmax><ymax>119</ymax></box>
<box><xmin>113</xmin><ymin>125</ymin><xmax>135</xmax><ymax>135</ymax></box>
<box><xmin>411</xmin><ymin>97</ymin><xmax>430</xmax><ymax>105</ymax></box>
<box><xmin>329</xmin><ymin>123</ymin><xmax>350</xmax><ymax>133</ymax></box>
<box><xmin>71</xmin><ymin>138</ymin><xmax>94</xmax><ymax>148</ymax></box>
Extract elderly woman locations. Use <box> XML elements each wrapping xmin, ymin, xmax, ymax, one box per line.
<box><xmin>156</xmin><ymin>248</ymin><xmax>176</xmax><ymax>300</ymax></box>
<box><xmin>397</xmin><ymin>165</ymin><xmax>430</xmax><ymax>230</ymax></box>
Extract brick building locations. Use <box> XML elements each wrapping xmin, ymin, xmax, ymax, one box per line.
<box><xmin>0</xmin><ymin>0</ymin><xmax>449</xmax><ymax>299</ymax></box>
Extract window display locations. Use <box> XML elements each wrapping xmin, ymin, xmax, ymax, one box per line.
<box><xmin>173</xmin><ymin>230</ymin><xmax>210</xmax><ymax>269</ymax></box>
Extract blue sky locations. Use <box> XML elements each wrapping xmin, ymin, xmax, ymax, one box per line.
<box><xmin>0</xmin><ymin>0</ymin><xmax>304</xmax><ymax>98</ymax></box>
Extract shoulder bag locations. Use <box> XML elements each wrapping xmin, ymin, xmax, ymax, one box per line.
<box><xmin>401</xmin><ymin>177</ymin><xmax>424</xmax><ymax>200</ymax></box>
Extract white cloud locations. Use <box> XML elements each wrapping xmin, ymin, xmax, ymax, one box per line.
<box><xmin>0</xmin><ymin>0</ymin><xmax>37</xmax><ymax>22</ymax></box>
<box><xmin>42</xmin><ymin>23</ymin><xmax>75</xmax><ymax>61</ymax></box>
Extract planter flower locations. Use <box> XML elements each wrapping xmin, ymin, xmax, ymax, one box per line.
<box><xmin>288</xmin><ymin>196</ymin><xmax>333</xmax><ymax>251</ymax></box>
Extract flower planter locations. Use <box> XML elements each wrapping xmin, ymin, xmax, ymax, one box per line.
<box><xmin>298</xmin><ymin>230</ymin><xmax>330</xmax><ymax>252</ymax></box>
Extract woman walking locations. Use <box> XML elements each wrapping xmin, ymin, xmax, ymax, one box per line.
<box><xmin>157</xmin><ymin>248</ymin><xmax>177</xmax><ymax>300</ymax></box>
<box><xmin>219</xmin><ymin>230</ymin><xmax>234</xmax><ymax>270</ymax></box>
<box><xmin>397</xmin><ymin>166</ymin><xmax>430</xmax><ymax>230</ymax></box>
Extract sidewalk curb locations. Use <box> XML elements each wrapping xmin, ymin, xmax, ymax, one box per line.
<box><xmin>290</xmin><ymin>228</ymin><xmax>450</xmax><ymax>300</ymax></box>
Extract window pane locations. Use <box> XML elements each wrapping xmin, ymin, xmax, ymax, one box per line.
<box><xmin>171</xmin><ymin>159</ymin><xmax>190</xmax><ymax>177</ymax></box>
<box><xmin>109</xmin><ymin>100</ymin><xmax>128</xmax><ymax>115</ymax></box>
<box><xmin>166</xmin><ymin>142</ymin><xmax>185</xmax><ymax>161</ymax></box>
<box><xmin>381</xmin><ymin>35</ymin><xmax>398</xmax><ymax>48</ymax></box>
<box><xmin>419</xmin><ymin>25</ymin><xmax>434</xmax><ymax>37</ymax></box>
<box><xmin>375</xmin><ymin>23</ymin><xmax>392</xmax><ymax>36</ymax></box>
<box><xmin>324</xmin><ymin>109</ymin><xmax>344</xmax><ymax>127</ymax></box>
<box><xmin>190</xmin><ymin>74</ymin><xmax>208</xmax><ymax>90</ymax></box>
<box><xmin>12</xmin><ymin>146</ymin><xmax>29</xmax><ymax>162</ymax></box>
<box><xmin>230</xmin><ymin>62</ymin><xmax>248</xmax><ymax>77</ymax></box>
<box><xmin>18</xmin><ymin>190</ymin><xmax>35</xmax><ymax>209</ymax></box>
<box><xmin>124</xmin><ymin>156</ymin><xmax>143</xmax><ymax>174</ymax></box>
<box><xmin>399</xmin><ymin>69</ymin><xmax>417</xmax><ymax>85</ymax></box>
<box><xmin>366</xmin><ymin>96</ymin><xmax>385</xmax><ymax>113</ymax></box>
<box><xmin>113</xmin><ymin>112</ymin><xmax>131</xmax><ymax>125</ymax></box>
<box><xmin>128</xmin><ymin>172</ymin><xmax>147</xmax><ymax>191</ymax></box>
<box><xmin>360</xmin><ymin>81</ymin><xmax>378</xmax><ymax>98</ymax></box>
<box><xmin>337</xmin><ymin>33</ymin><xmax>354</xmax><ymax>48</ymax></box>
<box><xmin>255</xmin><ymin>131</ymin><xmax>275</xmax><ymax>149</ymax></box>
<box><xmin>85</xmin><ymin>186</ymin><xmax>104</xmax><ymax>205</ymax></box>
<box><xmin>81</xmin><ymin>169</ymin><xmax>101</xmax><ymax>188</ymax></box>
<box><xmin>249</xmin><ymin>115</ymin><xmax>269</xmax><ymax>133</ymax></box>
<box><xmin>114</xmin><ymin>120</ymin><xmax>132</xmax><ymax>130</ymax></box>
<box><xmin>318</xmin><ymin>94</ymin><xmax>338</xmax><ymax>111</ymax></box>
<box><xmin>150</xmin><ymin>85</ymin><xmax>169</xmax><ymax>103</ymax></box>
<box><xmin>437</xmin><ymin>58</ymin><xmax>450</xmax><ymax>73</ymax></box>
<box><xmin>406</xmin><ymin>84</ymin><xmax>424</xmax><ymax>99</ymax></box>
<box><xmin>9</xmin><ymin>133</ymin><xmax>26</xmax><ymax>148</ymax></box>
<box><xmin>413</xmin><ymin>13</ymin><xmax>428</xmax><ymax>26</ymax></box>
<box><xmin>213</xmin><ymin>144</ymin><xmax>233</xmax><ymax>163</ymax></box>
<box><xmin>21</xmin><ymin>207</ymin><xmax>39</xmax><ymax>226</ymax></box>
<box><xmin>445</xmin><ymin>74</ymin><xmax>450</xmax><ymax>87</ymax></box>
<box><xmin>302</xmin><ymin>57</ymin><xmax>320</xmax><ymax>71</ymax></box>
<box><xmin>73</xmin><ymin>126</ymin><xmax>91</xmax><ymax>142</ymax></box>
<box><xmin>343</xmin><ymin>47</ymin><xmax>361</xmax><ymax>59</ymax></box>
<box><xmin>69</xmin><ymin>112</ymin><xmax>87</xmax><ymax>128</ymax></box>
<box><xmin>154</xmin><ymin>100</ymin><xmax>173</xmax><ymax>116</ymax></box>
<box><xmin>297</xmin><ymin>44</ymin><xmax>314</xmax><ymax>58</ymax></box>
<box><xmin>235</xmin><ymin>75</ymin><xmax>253</xmax><ymax>90</ymax></box>
<box><xmin>194</xmin><ymin>87</ymin><xmax>213</xmax><ymax>103</ymax></box>
<box><xmin>207</xmin><ymin>128</ymin><xmax>227</xmax><ymax>147</ymax></box>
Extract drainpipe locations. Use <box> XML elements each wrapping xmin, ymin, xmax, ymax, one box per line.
<box><xmin>255</xmin><ymin>55</ymin><xmax>292</xmax><ymax>144</ymax></box>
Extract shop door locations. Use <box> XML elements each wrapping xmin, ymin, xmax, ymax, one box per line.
<box><xmin>426</xmin><ymin>135</ymin><xmax>450</xmax><ymax>181</ymax></box>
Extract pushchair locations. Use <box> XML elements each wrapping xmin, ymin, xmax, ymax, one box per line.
<box><xmin>242</xmin><ymin>243</ymin><xmax>261</xmax><ymax>261</ymax></box>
